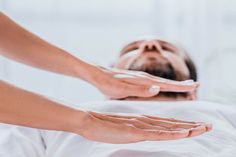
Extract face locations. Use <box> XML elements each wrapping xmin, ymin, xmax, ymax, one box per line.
<box><xmin>113</xmin><ymin>39</ymin><xmax>197</xmax><ymax>101</ymax></box>
<box><xmin>114</xmin><ymin>40</ymin><xmax>190</xmax><ymax>81</ymax></box>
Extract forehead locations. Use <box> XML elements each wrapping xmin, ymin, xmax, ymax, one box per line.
<box><xmin>120</xmin><ymin>39</ymin><xmax>179</xmax><ymax>56</ymax></box>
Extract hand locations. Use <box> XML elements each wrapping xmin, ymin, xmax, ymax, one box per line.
<box><xmin>75</xmin><ymin>111</ymin><xmax>212</xmax><ymax>144</ymax></box>
<box><xmin>90</xmin><ymin>66</ymin><xmax>199</xmax><ymax>99</ymax></box>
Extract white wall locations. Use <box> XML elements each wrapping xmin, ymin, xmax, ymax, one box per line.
<box><xmin>0</xmin><ymin>0</ymin><xmax>236</xmax><ymax>104</ymax></box>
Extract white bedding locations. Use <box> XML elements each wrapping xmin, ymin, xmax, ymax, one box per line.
<box><xmin>1</xmin><ymin>100</ymin><xmax>236</xmax><ymax>157</ymax></box>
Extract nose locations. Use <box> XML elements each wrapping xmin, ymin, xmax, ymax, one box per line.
<box><xmin>139</xmin><ymin>40</ymin><xmax>162</xmax><ymax>53</ymax></box>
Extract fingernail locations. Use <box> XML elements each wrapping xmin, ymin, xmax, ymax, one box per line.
<box><xmin>149</xmin><ymin>86</ymin><xmax>160</xmax><ymax>94</ymax></box>
<box><xmin>183</xmin><ymin>80</ymin><xmax>194</xmax><ymax>83</ymax></box>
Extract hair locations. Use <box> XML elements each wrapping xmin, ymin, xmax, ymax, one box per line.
<box><xmin>119</xmin><ymin>40</ymin><xmax>198</xmax><ymax>98</ymax></box>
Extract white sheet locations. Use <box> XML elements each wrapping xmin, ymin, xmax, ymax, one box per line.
<box><xmin>1</xmin><ymin>100</ymin><xmax>236</xmax><ymax>157</ymax></box>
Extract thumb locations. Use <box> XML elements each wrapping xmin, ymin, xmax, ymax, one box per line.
<box><xmin>126</xmin><ymin>85</ymin><xmax>160</xmax><ymax>98</ymax></box>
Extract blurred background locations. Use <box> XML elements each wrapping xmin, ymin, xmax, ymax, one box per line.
<box><xmin>0</xmin><ymin>0</ymin><xmax>235</xmax><ymax>105</ymax></box>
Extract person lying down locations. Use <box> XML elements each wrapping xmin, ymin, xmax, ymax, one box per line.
<box><xmin>113</xmin><ymin>39</ymin><xmax>198</xmax><ymax>101</ymax></box>
<box><xmin>1</xmin><ymin>39</ymin><xmax>236</xmax><ymax>157</ymax></box>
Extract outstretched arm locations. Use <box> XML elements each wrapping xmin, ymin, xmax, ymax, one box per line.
<box><xmin>0</xmin><ymin>12</ymin><xmax>95</xmax><ymax>82</ymax></box>
<box><xmin>0</xmin><ymin>80</ymin><xmax>86</xmax><ymax>132</ymax></box>
<box><xmin>0</xmin><ymin>80</ymin><xmax>211</xmax><ymax>144</ymax></box>
<box><xmin>0</xmin><ymin>12</ymin><xmax>198</xmax><ymax>99</ymax></box>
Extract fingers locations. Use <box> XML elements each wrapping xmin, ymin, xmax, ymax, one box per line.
<box><xmin>151</xmin><ymin>78</ymin><xmax>198</xmax><ymax>93</ymax></box>
<box><xmin>144</xmin><ymin>115</ymin><xmax>212</xmax><ymax>132</ymax></box>
<box><xmin>117</xmin><ymin>73</ymin><xmax>199</xmax><ymax>93</ymax></box>
<box><xmin>90</xmin><ymin>112</ymin><xmax>172</xmax><ymax>131</ymax></box>
<box><xmin>90</xmin><ymin>112</ymin><xmax>191</xmax><ymax>141</ymax></box>
<box><xmin>105</xmin><ymin>114</ymin><xmax>196</xmax><ymax>125</ymax></box>
<box><xmin>187</xmin><ymin>91</ymin><xmax>197</xmax><ymax>100</ymax></box>
<box><xmin>101</xmin><ymin>113</ymin><xmax>211</xmax><ymax>136</ymax></box>
<box><xmin>119</xmin><ymin>84</ymin><xmax>160</xmax><ymax>98</ymax></box>
<box><xmin>144</xmin><ymin>115</ymin><xmax>197</xmax><ymax>124</ymax></box>
<box><xmin>199</xmin><ymin>122</ymin><xmax>213</xmax><ymax>132</ymax></box>
<box><xmin>90</xmin><ymin>112</ymin><xmax>210</xmax><ymax>139</ymax></box>
<box><xmin>111</xmin><ymin>70</ymin><xmax>199</xmax><ymax>99</ymax></box>
<box><xmin>133</xmin><ymin>116</ymin><xmax>201</xmax><ymax>130</ymax></box>
<box><xmin>155</xmin><ymin>80</ymin><xmax>199</xmax><ymax>93</ymax></box>
<box><xmin>188</xmin><ymin>125</ymin><xmax>207</xmax><ymax>137</ymax></box>
<box><xmin>104</xmin><ymin>68</ymin><xmax>199</xmax><ymax>99</ymax></box>
<box><xmin>86</xmin><ymin>112</ymin><xmax>212</xmax><ymax>143</ymax></box>
<box><xmin>142</xmin><ymin>129</ymin><xmax>190</xmax><ymax>141</ymax></box>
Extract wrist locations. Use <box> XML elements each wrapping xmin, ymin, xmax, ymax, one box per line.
<box><xmin>73</xmin><ymin>60</ymin><xmax>102</xmax><ymax>84</ymax></box>
<box><xmin>76</xmin><ymin>63</ymin><xmax>108</xmax><ymax>88</ymax></box>
<box><xmin>66</xmin><ymin>109</ymin><xmax>91</xmax><ymax>135</ymax></box>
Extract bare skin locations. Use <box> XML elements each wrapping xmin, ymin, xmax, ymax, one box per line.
<box><xmin>0</xmin><ymin>81</ymin><xmax>211</xmax><ymax>144</ymax></box>
<box><xmin>113</xmin><ymin>39</ymin><xmax>198</xmax><ymax>100</ymax></box>
<box><xmin>0</xmin><ymin>12</ymin><xmax>198</xmax><ymax>99</ymax></box>
<box><xmin>0</xmin><ymin>12</ymin><xmax>210</xmax><ymax>144</ymax></box>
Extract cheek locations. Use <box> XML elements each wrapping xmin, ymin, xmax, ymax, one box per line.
<box><xmin>114</xmin><ymin>52</ymin><xmax>140</xmax><ymax>69</ymax></box>
<box><xmin>114</xmin><ymin>56</ymin><xmax>130</xmax><ymax>69</ymax></box>
<box><xmin>161</xmin><ymin>51</ymin><xmax>190</xmax><ymax>78</ymax></box>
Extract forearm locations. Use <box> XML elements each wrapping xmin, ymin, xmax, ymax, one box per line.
<box><xmin>0</xmin><ymin>80</ymin><xmax>87</xmax><ymax>133</ymax></box>
<box><xmin>0</xmin><ymin>12</ymin><xmax>97</xmax><ymax>82</ymax></box>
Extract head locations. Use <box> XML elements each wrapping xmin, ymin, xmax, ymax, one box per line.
<box><xmin>113</xmin><ymin>39</ymin><xmax>197</xmax><ymax>101</ymax></box>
